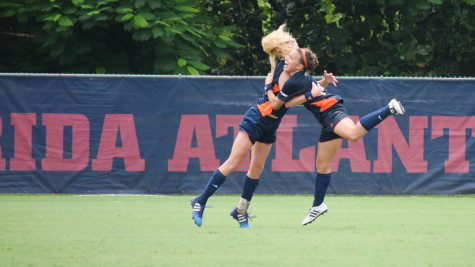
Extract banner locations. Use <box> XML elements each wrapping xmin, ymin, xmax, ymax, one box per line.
<box><xmin>0</xmin><ymin>74</ymin><xmax>474</xmax><ymax>194</ymax></box>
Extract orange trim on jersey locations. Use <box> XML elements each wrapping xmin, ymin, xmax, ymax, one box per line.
<box><xmin>257</xmin><ymin>101</ymin><xmax>273</xmax><ymax>117</ymax></box>
<box><xmin>273</xmin><ymin>84</ymin><xmax>280</xmax><ymax>93</ymax></box>
<box><xmin>310</xmin><ymin>97</ymin><xmax>339</xmax><ymax>112</ymax></box>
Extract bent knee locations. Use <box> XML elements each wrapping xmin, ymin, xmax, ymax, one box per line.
<box><xmin>341</xmin><ymin>131</ymin><xmax>363</xmax><ymax>142</ymax></box>
<box><xmin>346</xmin><ymin>135</ymin><xmax>362</xmax><ymax>142</ymax></box>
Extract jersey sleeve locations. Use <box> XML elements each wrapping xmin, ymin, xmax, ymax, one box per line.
<box><xmin>277</xmin><ymin>74</ymin><xmax>311</xmax><ymax>102</ymax></box>
<box><xmin>276</xmin><ymin>79</ymin><xmax>298</xmax><ymax>102</ymax></box>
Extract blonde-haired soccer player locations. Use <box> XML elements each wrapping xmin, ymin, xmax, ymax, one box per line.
<box><xmin>191</xmin><ymin>24</ymin><xmax>336</xmax><ymax>228</ymax></box>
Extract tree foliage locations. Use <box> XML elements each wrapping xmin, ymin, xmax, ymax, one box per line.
<box><xmin>199</xmin><ymin>0</ymin><xmax>269</xmax><ymax>75</ymax></box>
<box><xmin>0</xmin><ymin>0</ymin><xmax>242</xmax><ymax>74</ymax></box>
<box><xmin>1</xmin><ymin>0</ymin><xmax>474</xmax><ymax>76</ymax></box>
<box><xmin>318</xmin><ymin>0</ymin><xmax>475</xmax><ymax>76</ymax></box>
<box><xmin>259</xmin><ymin>0</ymin><xmax>475</xmax><ymax>76</ymax></box>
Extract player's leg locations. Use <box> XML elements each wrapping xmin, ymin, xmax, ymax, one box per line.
<box><xmin>231</xmin><ymin>141</ymin><xmax>272</xmax><ymax>228</ymax></box>
<box><xmin>302</xmin><ymin>139</ymin><xmax>340</xmax><ymax>225</ymax></box>
<box><xmin>313</xmin><ymin>139</ymin><xmax>340</xmax><ymax>205</ymax></box>
<box><xmin>219</xmin><ymin>132</ymin><xmax>255</xmax><ymax>176</ymax></box>
<box><xmin>192</xmin><ymin>132</ymin><xmax>253</xmax><ymax>226</ymax></box>
<box><xmin>334</xmin><ymin>99</ymin><xmax>406</xmax><ymax>142</ymax></box>
<box><xmin>333</xmin><ymin>117</ymin><xmax>367</xmax><ymax>142</ymax></box>
<box><xmin>358</xmin><ymin>98</ymin><xmax>406</xmax><ymax>133</ymax></box>
<box><xmin>238</xmin><ymin>142</ymin><xmax>272</xmax><ymax>213</ymax></box>
<box><xmin>247</xmin><ymin>141</ymin><xmax>273</xmax><ymax>178</ymax></box>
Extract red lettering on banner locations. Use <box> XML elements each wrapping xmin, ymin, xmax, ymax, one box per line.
<box><xmin>92</xmin><ymin>114</ymin><xmax>145</xmax><ymax>171</ymax></box>
<box><xmin>374</xmin><ymin>116</ymin><xmax>428</xmax><ymax>173</ymax></box>
<box><xmin>168</xmin><ymin>115</ymin><xmax>220</xmax><ymax>171</ymax></box>
<box><xmin>331</xmin><ymin>116</ymin><xmax>371</xmax><ymax>172</ymax></box>
<box><xmin>0</xmin><ymin>116</ymin><xmax>5</xmax><ymax>170</ymax></box>
<box><xmin>42</xmin><ymin>114</ymin><xmax>90</xmax><ymax>171</ymax></box>
<box><xmin>216</xmin><ymin>115</ymin><xmax>250</xmax><ymax>171</ymax></box>
<box><xmin>272</xmin><ymin>115</ymin><xmax>315</xmax><ymax>172</ymax></box>
<box><xmin>431</xmin><ymin>116</ymin><xmax>475</xmax><ymax>173</ymax></box>
<box><xmin>10</xmin><ymin>113</ymin><xmax>36</xmax><ymax>170</ymax></box>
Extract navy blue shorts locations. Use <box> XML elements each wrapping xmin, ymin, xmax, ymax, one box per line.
<box><xmin>239</xmin><ymin>106</ymin><xmax>281</xmax><ymax>144</ymax></box>
<box><xmin>318</xmin><ymin>102</ymin><xmax>349</xmax><ymax>142</ymax></box>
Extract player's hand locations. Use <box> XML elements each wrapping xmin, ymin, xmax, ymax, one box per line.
<box><xmin>265</xmin><ymin>71</ymin><xmax>274</xmax><ymax>85</ymax></box>
<box><xmin>323</xmin><ymin>70</ymin><xmax>338</xmax><ymax>87</ymax></box>
<box><xmin>311</xmin><ymin>82</ymin><xmax>323</xmax><ymax>98</ymax></box>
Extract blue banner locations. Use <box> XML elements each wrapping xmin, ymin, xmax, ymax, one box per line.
<box><xmin>0</xmin><ymin>74</ymin><xmax>474</xmax><ymax>194</ymax></box>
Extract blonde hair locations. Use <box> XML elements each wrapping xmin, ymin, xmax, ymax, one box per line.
<box><xmin>261</xmin><ymin>24</ymin><xmax>295</xmax><ymax>71</ymax></box>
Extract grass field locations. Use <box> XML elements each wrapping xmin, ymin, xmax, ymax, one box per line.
<box><xmin>1</xmin><ymin>194</ymin><xmax>474</xmax><ymax>266</ymax></box>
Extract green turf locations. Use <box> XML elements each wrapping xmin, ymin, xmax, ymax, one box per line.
<box><xmin>1</xmin><ymin>194</ymin><xmax>474</xmax><ymax>266</ymax></box>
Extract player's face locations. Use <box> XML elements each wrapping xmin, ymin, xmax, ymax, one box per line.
<box><xmin>284</xmin><ymin>49</ymin><xmax>302</xmax><ymax>74</ymax></box>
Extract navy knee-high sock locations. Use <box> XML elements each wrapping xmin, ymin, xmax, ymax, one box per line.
<box><xmin>197</xmin><ymin>169</ymin><xmax>226</xmax><ymax>205</ymax></box>
<box><xmin>359</xmin><ymin>106</ymin><xmax>392</xmax><ymax>131</ymax></box>
<box><xmin>313</xmin><ymin>173</ymin><xmax>331</xmax><ymax>207</ymax></box>
<box><xmin>241</xmin><ymin>176</ymin><xmax>259</xmax><ymax>201</ymax></box>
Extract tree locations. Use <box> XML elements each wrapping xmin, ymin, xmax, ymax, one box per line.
<box><xmin>199</xmin><ymin>0</ymin><xmax>269</xmax><ymax>75</ymax></box>
<box><xmin>1</xmin><ymin>0</ymin><xmax>474</xmax><ymax>76</ymax></box>
<box><xmin>0</xmin><ymin>0</ymin><xmax>243</xmax><ymax>74</ymax></box>
<box><xmin>266</xmin><ymin>0</ymin><xmax>475</xmax><ymax>76</ymax></box>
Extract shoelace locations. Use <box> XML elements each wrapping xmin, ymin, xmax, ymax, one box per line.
<box><xmin>246</xmin><ymin>210</ymin><xmax>257</xmax><ymax>222</ymax></box>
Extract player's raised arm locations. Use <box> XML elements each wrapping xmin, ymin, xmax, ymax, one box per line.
<box><xmin>285</xmin><ymin>82</ymin><xmax>323</xmax><ymax>108</ymax></box>
<box><xmin>318</xmin><ymin>70</ymin><xmax>338</xmax><ymax>88</ymax></box>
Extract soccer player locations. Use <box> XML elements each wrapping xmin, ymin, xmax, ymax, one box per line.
<box><xmin>276</xmin><ymin>49</ymin><xmax>406</xmax><ymax>226</ymax></box>
<box><xmin>191</xmin><ymin>25</ymin><xmax>336</xmax><ymax>228</ymax></box>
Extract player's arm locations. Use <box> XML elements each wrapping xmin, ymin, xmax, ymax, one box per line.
<box><xmin>317</xmin><ymin>70</ymin><xmax>338</xmax><ymax>88</ymax></box>
<box><xmin>266</xmin><ymin>92</ymin><xmax>284</xmax><ymax>110</ymax></box>
<box><xmin>285</xmin><ymin>70</ymin><xmax>337</xmax><ymax>108</ymax></box>
<box><xmin>285</xmin><ymin>82</ymin><xmax>323</xmax><ymax>108</ymax></box>
<box><xmin>266</xmin><ymin>71</ymin><xmax>290</xmax><ymax>110</ymax></box>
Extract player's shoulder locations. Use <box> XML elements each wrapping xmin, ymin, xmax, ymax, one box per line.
<box><xmin>291</xmin><ymin>72</ymin><xmax>312</xmax><ymax>87</ymax></box>
<box><xmin>273</xmin><ymin>61</ymin><xmax>285</xmax><ymax>78</ymax></box>
<box><xmin>276</xmin><ymin>60</ymin><xmax>285</xmax><ymax>69</ymax></box>
<box><xmin>292</xmin><ymin>71</ymin><xmax>311</xmax><ymax>80</ymax></box>
<box><xmin>282</xmin><ymin>77</ymin><xmax>298</xmax><ymax>90</ymax></box>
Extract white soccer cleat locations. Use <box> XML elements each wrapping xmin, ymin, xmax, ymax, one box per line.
<box><xmin>389</xmin><ymin>99</ymin><xmax>406</xmax><ymax>115</ymax></box>
<box><xmin>302</xmin><ymin>203</ymin><xmax>328</xmax><ymax>226</ymax></box>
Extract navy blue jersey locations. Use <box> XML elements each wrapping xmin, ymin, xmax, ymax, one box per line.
<box><xmin>256</xmin><ymin>60</ymin><xmax>288</xmax><ymax>118</ymax></box>
<box><xmin>256</xmin><ymin>62</ymin><xmax>314</xmax><ymax>120</ymax></box>
<box><xmin>303</xmin><ymin>92</ymin><xmax>348</xmax><ymax>142</ymax></box>
<box><xmin>303</xmin><ymin>92</ymin><xmax>344</xmax><ymax>121</ymax></box>
<box><xmin>277</xmin><ymin>71</ymin><xmax>313</xmax><ymax>102</ymax></box>
<box><xmin>240</xmin><ymin>60</ymin><xmax>287</xmax><ymax>144</ymax></box>
<box><xmin>239</xmin><ymin>62</ymin><xmax>314</xmax><ymax>144</ymax></box>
